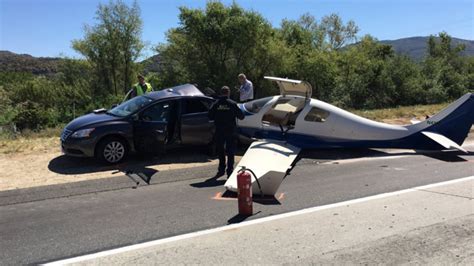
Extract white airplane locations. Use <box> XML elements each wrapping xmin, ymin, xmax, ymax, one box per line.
<box><xmin>225</xmin><ymin>76</ymin><xmax>474</xmax><ymax>196</ymax></box>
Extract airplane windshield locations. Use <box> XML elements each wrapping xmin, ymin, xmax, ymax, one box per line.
<box><xmin>304</xmin><ymin>107</ymin><xmax>330</xmax><ymax>122</ymax></box>
<box><xmin>244</xmin><ymin>97</ymin><xmax>273</xmax><ymax>113</ymax></box>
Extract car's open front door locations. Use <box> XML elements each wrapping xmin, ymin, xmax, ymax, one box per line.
<box><xmin>224</xmin><ymin>140</ymin><xmax>301</xmax><ymax>196</ymax></box>
<box><xmin>133</xmin><ymin>100</ymin><xmax>174</xmax><ymax>153</ymax></box>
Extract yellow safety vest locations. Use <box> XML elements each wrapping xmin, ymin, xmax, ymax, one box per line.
<box><xmin>134</xmin><ymin>82</ymin><xmax>153</xmax><ymax>95</ymax></box>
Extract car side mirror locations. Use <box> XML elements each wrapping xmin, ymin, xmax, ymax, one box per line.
<box><xmin>131</xmin><ymin>114</ymin><xmax>139</xmax><ymax>121</ymax></box>
<box><xmin>111</xmin><ymin>104</ymin><xmax>118</xmax><ymax>109</ymax></box>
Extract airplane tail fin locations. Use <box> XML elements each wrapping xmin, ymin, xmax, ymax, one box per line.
<box><xmin>409</xmin><ymin>93</ymin><xmax>474</xmax><ymax>147</ymax></box>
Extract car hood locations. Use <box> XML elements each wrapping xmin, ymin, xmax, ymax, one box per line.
<box><xmin>65</xmin><ymin>112</ymin><xmax>123</xmax><ymax>131</ymax></box>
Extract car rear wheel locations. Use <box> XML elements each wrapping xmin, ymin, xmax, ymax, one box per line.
<box><xmin>96</xmin><ymin>137</ymin><xmax>128</xmax><ymax>164</ymax></box>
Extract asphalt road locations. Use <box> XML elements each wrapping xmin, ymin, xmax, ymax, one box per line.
<box><xmin>0</xmin><ymin>148</ymin><xmax>473</xmax><ymax>265</ymax></box>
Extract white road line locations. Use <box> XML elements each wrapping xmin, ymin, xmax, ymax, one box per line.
<box><xmin>46</xmin><ymin>175</ymin><xmax>474</xmax><ymax>265</ymax></box>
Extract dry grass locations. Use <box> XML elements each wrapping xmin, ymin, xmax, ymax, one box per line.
<box><xmin>0</xmin><ymin>127</ymin><xmax>61</xmax><ymax>155</ymax></box>
<box><xmin>0</xmin><ymin>137</ymin><xmax>59</xmax><ymax>155</ymax></box>
<box><xmin>352</xmin><ymin>103</ymin><xmax>449</xmax><ymax>124</ymax></box>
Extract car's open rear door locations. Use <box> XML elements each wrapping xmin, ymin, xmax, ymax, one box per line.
<box><xmin>224</xmin><ymin>140</ymin><xmax>301</xmax><ymax>196</ymax></box>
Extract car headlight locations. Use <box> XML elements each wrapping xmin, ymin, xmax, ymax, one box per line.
<box><xmin>71</xmin><ymin>128</ymin><xmax>95</xmax><ymax>138</ymax></box>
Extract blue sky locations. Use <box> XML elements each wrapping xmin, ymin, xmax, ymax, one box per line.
<box><xmin>1</xmin><ymin>0</ymin><xmax>472</xmax><ymax>58</ymax></box>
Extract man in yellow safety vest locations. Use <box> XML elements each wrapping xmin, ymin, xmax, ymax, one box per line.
<box><xmin>129</xmin><ymin>74</ymin><xmax>153</xmax><ymax>99</ymax></box>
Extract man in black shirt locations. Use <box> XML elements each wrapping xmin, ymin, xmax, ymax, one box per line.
<box><xmin>208</xmin><ymin>86</ymin><xmax>245</xmax><ymax>177</ymax></box>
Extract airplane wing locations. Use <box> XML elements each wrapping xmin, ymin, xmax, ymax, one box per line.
<box><xmin>224</xmin><ymin>140</ymin><xmax>301</xmax><ymax>196</ymax></box>
<box><xmin>421</xmin><ymin>131</ymin><xmax>468</xmax><ymax>153</ymax></box>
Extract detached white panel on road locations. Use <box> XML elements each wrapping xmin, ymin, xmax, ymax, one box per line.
<box><xmin>225</xmin><ymin>140</ymin><xmax>301</xmax><ymax>195</ymax></box>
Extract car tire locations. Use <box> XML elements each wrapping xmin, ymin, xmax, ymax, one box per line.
<box><xmin>96</xmin><ymin>137</ymin><xmax>128</xmax><ymax>164</ymax></box>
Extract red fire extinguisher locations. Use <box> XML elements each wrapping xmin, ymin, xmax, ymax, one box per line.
<box><xmin>237</xmin><ymin>168</ymin><xmax>253</xmax><ymax>216</ymax></box>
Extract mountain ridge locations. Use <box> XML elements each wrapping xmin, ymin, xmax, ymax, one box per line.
<box><xmin>380</xmin><ymin>36</ymin><xmax>474</xmax><ymax>60</ymax></box>
<box><xmin>0</xmin><ymin>50</ymin><xmax>62</xmax><ymax>75</ymax></box>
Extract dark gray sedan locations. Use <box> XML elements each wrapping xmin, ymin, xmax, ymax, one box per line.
<box><xmin>61</xmin><ymin>84</ymin><xmax>216</xmax><ymax>164</ymax></box>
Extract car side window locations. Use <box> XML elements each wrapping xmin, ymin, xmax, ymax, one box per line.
<box><xmin>183</xmin><ymin>98</ymin><xmax>210</xmax><ymax>114</ymax></box>
<box><xmin>141</xmin><ymin>101</ymin><xmax>172</xmax><ymax>122</ymax></box>
<box><xmin>304</xmin><ymin>107</ymin><xmax>330</xmax><ymax>122</ymax></box>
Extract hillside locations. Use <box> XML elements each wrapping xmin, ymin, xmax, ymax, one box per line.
<box><xmin>0</xmin><ymin>51</ymin><xmax>62</xmax><ymax>75</ymax></box>
<box><xmin>0</xmin><ymin>50</ymin><xmax>161</xmax><ymax>76</ymax></box>
<box><xmin>380</xmin><ymin>37</ymin><xmax>474</xmax><ymax>61</ymax></box>
<box><xmin>140</xmin><ymin>54</ymin><xmax>162</xmax><ymax>74</ymax></box>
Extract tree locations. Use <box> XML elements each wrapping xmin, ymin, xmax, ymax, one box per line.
<box><xmin>72</xmin><ymin>0</ymin><xmax>144</xmax><ymax>96</ymax></box>
<box><xmin>319</xmin><ymin>13</ymin><xmax>359</xmax><ymax>50</ymax></box>
<box><xmin>423</xmin><ymin>32</ymin><xmax>468</xmax><ymax>101</ymax></box>
<box><xmin>277</xmin><ymin>13</ymin><xmax>359</xmax><ymax>101</ymax></box>
<box><xmin>280</xmin><ymin>15</ymin><xmax>315</xmax><ymax>49</ymax></box>
<box><xmin>156</xmin><ymin>2</ymin><xmax>288</xmax><ymax>97</ymax></box>
<box><xmin>333</xmin><ymin>35</ymin><xmax>399</xmax><ymax>109</ymax></box>
<box><xmin>384</xmin><ymin>55</ymin><xmax>424</xmax><ymax>106</ymax></box>
<box><xmin>279</xmin><ymin>13</ymin><xmax>359</xmax><ymax>52</ymax></box>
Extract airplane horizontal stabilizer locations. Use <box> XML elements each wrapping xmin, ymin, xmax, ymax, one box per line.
<box><xmin>421</xmin><ymin>131</ymin><xmax>468</xmax><ymax>153</ymax></box>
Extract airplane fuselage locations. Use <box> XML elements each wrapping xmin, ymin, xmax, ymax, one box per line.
<box><xmin>237</xmin><ymin>93</ymin><xmax>474</xmax><ymax>151</ymax></box>
<box><xmin>226</xmin><ymin>76</ymin><xmax>472</xmax><ymax>196</ymax></box>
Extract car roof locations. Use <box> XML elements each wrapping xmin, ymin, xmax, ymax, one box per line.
<box><xmin>147</xmin><ymin>84</ymin><xmax>206</xmax><ymax>100</ymax></box>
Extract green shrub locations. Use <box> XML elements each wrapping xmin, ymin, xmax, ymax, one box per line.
<box><xmin>13</xmin><ymin>101</ymin><xmax>60</xmax><ymax>131</ymax></box>
<box><xmin>0</xmin><ymin>87</ymin><xmax>17</xmax><ymax>126</ymax></box>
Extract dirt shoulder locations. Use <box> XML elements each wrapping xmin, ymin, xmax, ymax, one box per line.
<box><xmin>0</xmin><ymin>143</ymin><xmax>233</xmax><ymax>191</ymax></box>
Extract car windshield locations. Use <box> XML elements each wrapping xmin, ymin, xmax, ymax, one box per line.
<box><xmin>107</xmin><ymin>96</ymin><xmax>153</xmax><ymax>117</ymax></box>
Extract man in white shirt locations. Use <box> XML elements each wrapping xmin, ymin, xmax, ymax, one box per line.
<box><xmin>238</xmin><ymin>73</ymin><xmax>254</xmax><ymax>102</ymax></box>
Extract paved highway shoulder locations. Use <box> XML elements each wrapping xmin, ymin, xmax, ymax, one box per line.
<box><xmin>53</xmin><ymin>176</ymin><xmax>474</xmax><ymax>265</ymax></box>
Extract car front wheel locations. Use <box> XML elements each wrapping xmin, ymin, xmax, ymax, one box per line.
<box><xmin>96</xmin><ymin>137</ymin><xmax>128</xmax><ymax>164</ymax></box>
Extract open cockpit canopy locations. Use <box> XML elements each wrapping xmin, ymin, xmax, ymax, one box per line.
<box><xmin>264</xmin><ymin>76</ymin><xmax>312</xmax><ymax>99</ymax></box>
